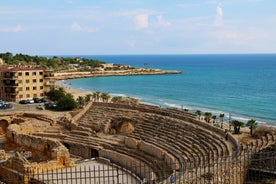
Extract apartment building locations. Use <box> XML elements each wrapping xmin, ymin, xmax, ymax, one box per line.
<box><xmin>0</xmin><ymin>67</ymin><xmax>54</xmax><ymax>102</ymax></box>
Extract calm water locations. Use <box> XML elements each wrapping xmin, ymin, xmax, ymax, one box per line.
<box><xmin>61</xmin><ymin>54</ymin><xmax>276</xmax><ymax>125</ymax></box>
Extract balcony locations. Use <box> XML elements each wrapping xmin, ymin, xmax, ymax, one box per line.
<box><xmin>4</xmin><ymin>90</ymin><xmax>18</xmax><ymax>94</ymax></box>
<box><xmin>4</xmin><ymin>75</ymin><xmax>18</xmax><ymax>80</ymax></box>
<box><xmin>4</xmin><ymin>83</ymin><xmax>19</xmax><ymax>87</ymax></box>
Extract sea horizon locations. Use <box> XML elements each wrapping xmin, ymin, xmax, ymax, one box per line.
<box><xmin>56</xmin><ymin>54</ymin><xmax>276</xmax><ymax>126</ymax></box>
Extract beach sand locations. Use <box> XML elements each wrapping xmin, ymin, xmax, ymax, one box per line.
<box><xmin>55</xmin><ymin>80</ymin><xmax>90</xmax><ymax>99</ymax></box>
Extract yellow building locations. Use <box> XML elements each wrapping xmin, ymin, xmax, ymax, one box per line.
<box><xmin>0</xmin><ymin>67</ymin><xmax>54</xmax><ymax>102</ymax></box>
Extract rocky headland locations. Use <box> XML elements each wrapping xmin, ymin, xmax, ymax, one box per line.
<box><xmin>53</xmin><ymin>68</ymin><xmax>182</xmax><ymax>80</ymax></box>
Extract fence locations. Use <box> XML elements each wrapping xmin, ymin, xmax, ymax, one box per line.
<box><xmin>0</xmin><ymin>150</ymin><xmax>275</xmax><ymax>184</ymax></box>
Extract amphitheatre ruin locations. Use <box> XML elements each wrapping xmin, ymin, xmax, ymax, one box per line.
<box><xmin>0</xmin><ymin>99</ymin><xmax>275</xmax><ymax>183</ymax></box>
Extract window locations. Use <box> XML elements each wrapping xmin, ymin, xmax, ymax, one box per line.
<box><xmin>19</xmin><ymin>87</ymin><xmax>23</xmax><ymax>91</ymax></box>
<box><xmin>18</xmin><ymin>80</ymin><xmax>22</xmax><ymax>83</ymax></box>
<box><xmin>33</xmin><ymin>86</ymin><xmax>37</xmax><ymax>90</ymax></box>
<box><xmin>26</xmin><ymin>94</ymin><xmax>30</xmax><ymax>98</ymax></box>
<box><xmin>39</xmin><ymin>79</ymin><xmax>43</xmax><ymax>82</ymax></box>
<box><xmin>26</xmin><ymin>79</ymin><xmax>29</xmax><ymax>83</ymax></box>
<box><xmin>26</xmin><ymin>87</ymin><xmax>30</xmax><ymax>91</ymax></box>
<box><xmin>33</xmin><ymin>94</ymin><xmax>37</xmax><ymax>98</ymax></box>
<box><xmin>19</xmin><ymin>95</ymin><xmax>23</xmax><ymax>98</ymax></box>
<box><xmin>25</xmin><ymin>72</ymin><xmax>29</xmax><ymax>76</ymax></box>
<box><xmin>40</xmin><ymin>93</ymin><xmax>44</xmax><ymax>97</ymax></box>
<box><xmin>18</xmin><ymin>72</ymin><xmax>22</xmax><ymax>76</ymax></box>
<box><xmin>40</xmin><ymin>86</ymin><xmax>43</xmax><ymax>90</ymax></box>
<box><xmin>33</xmin><ymin>79</ymin><xmax>37</xmax><ymax>83</ymax></box>
<box><xmin>32</xmin><ymin>72</ymin><xmax>36</xmax><ymax>76</ymax></box>
<box><xmin>39</xmin><ymin>72</ymin><xmax>43</xmax><ymax>75</ymax></box>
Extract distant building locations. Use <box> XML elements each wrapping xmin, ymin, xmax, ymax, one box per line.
<box><xmin>0</xmin><ymin>59</ymin><xmax>4</xmax><ymax>65</ymax></box>
<box><xmin>0</xmin><ymin>67</ymin><xmax>54</xmax><ymax>102</ymax></box>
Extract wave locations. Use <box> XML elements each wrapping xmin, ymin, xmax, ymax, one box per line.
<box><xmin>110</xmin><ymin>93</ymin><xmax>127</xmax><ymax>97</ymax></box>
<box><xmin>152</xmin><ymin>99</ymin><xmax>272</xmax><ymax>125</ymax></box>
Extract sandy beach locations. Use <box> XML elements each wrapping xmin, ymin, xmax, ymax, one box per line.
<box><xmin>55</xmin><ymin>80</ymin><xmax>90</xmax><ymax>99</ymax></box>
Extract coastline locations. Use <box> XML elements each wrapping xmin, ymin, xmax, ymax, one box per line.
<box><xmin>55</xmin><ymin>80</ymin><xmax>90</xmax><ymax>99</ymax></box>
<box><xmin>53</xmin><ymin>68</ymin><xmax>182</xmax><ymax>80</ymax></box>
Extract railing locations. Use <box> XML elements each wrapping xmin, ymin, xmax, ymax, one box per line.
<box><xmin>0</xmin><ymin>150</ymin><xmax>275</xmax><ymax>184</ymax></box>
<box><xmin>3</xmin><ymin>75</ymin><xmax>18</xmax><ymax>79</ymax></box>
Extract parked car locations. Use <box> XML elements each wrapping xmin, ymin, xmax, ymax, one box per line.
<box><xmin>26</xmin><ymin>99</ymin><xmax>35</xmax><ymax>104</ymax></box>
<box><xmin>19</xmin><ymin>100</ymin><xmax>28</xmax><ymax>104</ymax></box>
<box><xmin>33</xmin><ymin>98</ymin><xmax>42</xmax><ymax>103</ymax></box>
<box><xmin>0</xmin><ymin>100</ymin><xmax>13</xmax><ymax>110</ymax></box>
<box><xmin>41</xmin><ymin>98</ymin><xmax>48</xmax><ymax>102</ymax></box>
<box><xmin>45</xmin><ymin>102</ymin><xmax>57</xmax><ymax>109</ymax></box>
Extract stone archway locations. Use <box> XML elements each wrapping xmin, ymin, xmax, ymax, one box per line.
<box><xmin>90</xmin><ymin>148</ymin><xmax>99</xmax><ymax>158</ymax></box>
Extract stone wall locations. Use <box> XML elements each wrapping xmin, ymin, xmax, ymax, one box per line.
<box><xmin>99</xmin><ymin>149</ymin><xmax>154</xmax><ymax>180</ymax></box>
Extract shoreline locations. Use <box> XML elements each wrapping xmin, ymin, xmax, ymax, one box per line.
<box><xmin>56</xmin><ymin>80</ymin><xmax>275</xmax><ymax>127</ymax></box>
<box><xmin>55</xmin><ymin>81</ymin><xmax>90</xmax><ymax>99</ymax></box>
<box><xmin>52</xmin><ymin>68</ymin><xmax>182</xmax><ymax>80</ymax></box>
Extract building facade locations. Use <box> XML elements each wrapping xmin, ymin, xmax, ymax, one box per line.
<box><xmin>0</xmin><ymin>67</ymin><xmax>54</xmax><ymax>102</ymax></box>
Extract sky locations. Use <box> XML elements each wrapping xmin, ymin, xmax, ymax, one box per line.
<box><xmin>0</xmin><ymin>0</ymin><xmax>276</xmax><ymax>55</ymax></box>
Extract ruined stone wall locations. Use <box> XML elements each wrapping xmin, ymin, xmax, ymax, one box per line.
<box><xmin>124</xmin><ymin>137</ymin><xmax>179</xmax><ymax>170</ymax></box>
<box><xmin>23</xmin><ymin>113</ymin><xmax>55</xmax><ymax>125</ymax></box>
<box><xmin>68</xmin><ymin>143</ymin><xmax>92</xmax><ymax>158</ymax></box>
<box><xmin>99</xmin><ymin>149</ymin><xmax>154</xmax><ymax>180</ymax></box>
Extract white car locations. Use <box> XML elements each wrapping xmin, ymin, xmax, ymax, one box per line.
<box><xmin>27</xmin><ymin>99</ymin><xmax>35</xmax><ymax>104</ymax></box>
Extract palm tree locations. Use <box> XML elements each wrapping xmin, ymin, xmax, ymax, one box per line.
<box><xmin>84</xmin><ymin>94</ymin><xmax>92</xmax><ymax>104</ymax></box>
<box><xmin>195</xmin><ymin>110</ymin><xmax>201</xmax><ymax>120</ymax></box>
<box><xmin>100</xmin><ymin>92</ymin><xmax>110</xmax><ymax>102</ymax></box>
<box><xmin>212</xmin><ymin>115</ymin><xmax>217</xmax><ymax>125</ymax></box>
<box><xmin>92</xmin><ymin>91</ymin><xmax>101</xmax><ymax>102</ymax></box>
<box><xmin>230</xmin><ymin>120</ymin><xmax>245</xmax><ymax>134</ymax></box>
<box><xmin>219</xmin><ymin>113</ymin><xmax>225</xmax><ymax>128</ymax></box>
<box><xmin>204</xmin><ymin>112</ymin><xmax>212</xmax><ymax>123</ymax></box>
<box><xmin>76</xmin><ymin>96</ymin><xmax>85</xmax><ymax>107</ymax></box>
<box><xmin>246</xmin><ymin>119</ymin><xmax>258</xmax><ymax>137</ymax></box>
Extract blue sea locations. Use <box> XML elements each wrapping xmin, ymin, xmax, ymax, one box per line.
<box><xmin>60</xmin><ymin>54</ymin><xmax>276</xmax><ymax>126</ymax></box>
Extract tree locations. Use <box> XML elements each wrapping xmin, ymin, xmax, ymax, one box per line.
<box><xmin>204</xmin><ymin>112</ymin><xmax>212</xmax><ymax>123</ymax></box>
<box><xmin>56</xmin><ymin>93</ymin><xmax>77</xmax><ymax>111</ymax></box>
<box><xmin>230</xmin><ymin>120</ymin><xmax>245</xmax><ymax>134</ymax></box>
<box><xmin>101</xmin><ymin>92</ymin><xmax>110</xmax><ymax>102</ymax></box>
<box><xmin>84</xmin><ymin>94</ymin><xmax>92</xmax><ymax>104</ymax></box>
<box><xmin>219</xmin><ymin>113</ymin><xmax>225</xmax><ymax>128</ymax></box>
<box><xmin>212</xmin><ymin>115</ymin><xmax>217</xmax><ymax>124</ymax></box>
<box><xmin>246</xmin><ymin>119</ymin><xmax>258</xmax><ymax>137</ymax></box>
<box><xmin>92</xmin><ymin>91</ymin><xmax>101</xmax><ymax>102</ymax></box>
<box><xmin>195</xmin><ymin>110</ymin><xmax>201</xmax><ymax>120</ymax></box>
<box><xmin>46</xmin><ymin>87</ymin><xmax>66</xmax><ymax>101</ymax></box>
<box><xmin>77</xmin><ymin>96</ymin><xmax>85</xmax><ymax>107</ymax></box>
<box><xmin>111</xmin><ymin>96</ymin><xmax>122</xmax><ymax>103</ymax></box>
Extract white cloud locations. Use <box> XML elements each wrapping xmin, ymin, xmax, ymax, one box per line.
<box><xmin>215</xmin><ymin>4</ymin><xmax>223</xmax><ymax>26</ymax></box>
<box><xmin>217</xmin><ymin>5</ymin><xmax>223</xmax><ymax>17</ymax></box>
<box><xmin>0</xmin><ymin>24</ymin><xmax>24</xmax><ymax>32</ymax></box>
<box><xmin>134</xmin><ymin>14</ymin><xmax>149</xmax><ymax>29</ymax></box>
<box><xmin>71</xmin><ymin>22</ymin><xmax>99</xmax><ymax>33</ymax></box>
